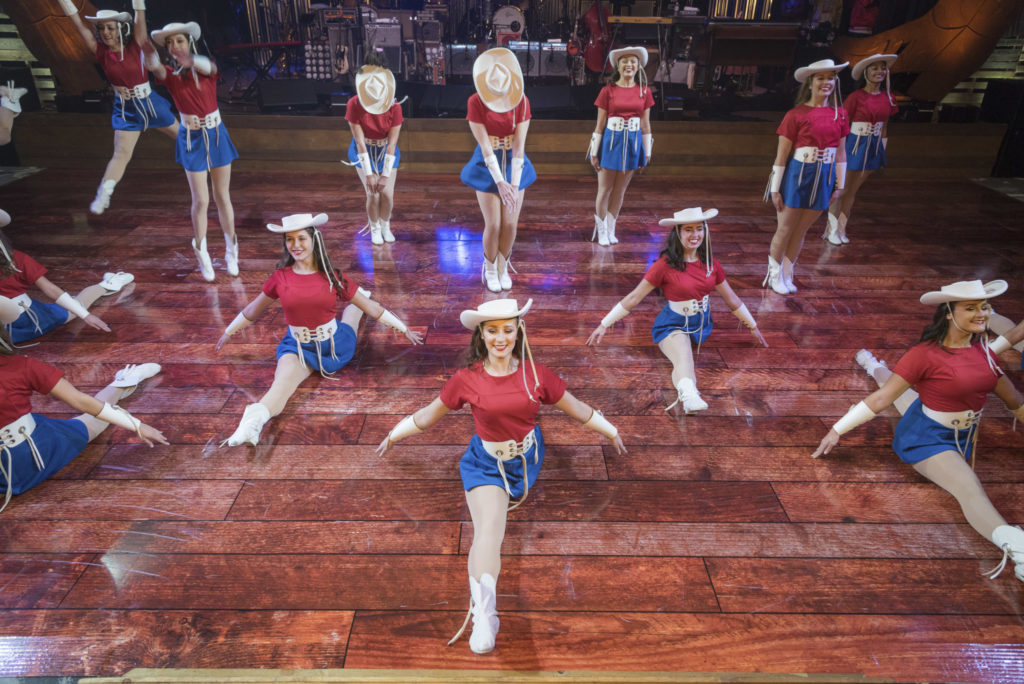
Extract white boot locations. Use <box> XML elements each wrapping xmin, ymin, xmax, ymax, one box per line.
<box><xmin>824</xmin><ymin>212</ymin><xmax>843</xmax><ymax>245</ymax></box>
<box><xmin>781</xmin><ymin>257</ymin><xmax>797</xmax><ymax>293</ymax></box>
<box><xmin>481</xmin><ymin>256</ymin><xmax>501</xmax><ymax>293</ymax></box>
<box><xmin>763</xmin><ymin>256</ymin><xmax>789</xmax><ymax>295</ymax></box>
<box><xmin>224</xmin><ymin>234</ymin><xmax>239</xmax><ymax>277</ymax></box>
<box><xmin>368</xmin><ymin>220</ymin><xmax>384</xmax><ymax>245</ymax></box>
<box><xmin>90</xmin><ymin>179</ymin><xmax>117</xmax><ymax>215</ymax></box>
<box><xmin>606</xmin><ymin>214</ymin><xmax>619</xmax><ymax>244</ymax></box>
<box><xmin>592</xmin><ymin>214</ymin><xmax>609</xmax><ymax>247</ymax></box>
<box><xmin>0</xmin><ymin>81</ymin><xmax>26</xmax><ymax>115</ymax></box>
<box><xmin>222</xmin><ymin>403</ymin><xmax>271</xmax><ymax>447</ymax></box>
<box><xmin>381</xmin><ymin>218</ymin><xmax>395</xmax><ymax>243</ymax></box>
<box><xmin>192</xmin><ymin>237</ymin><xmax>215</xmax><ymax>282</ymax></box>
<box><xmin>666</xmin><ymin>377</ymin><xmax>708</xmax><ymax>413</ymax></box>
<box><xmin>468</xmin><ymin>573</ymin><xmax>499</xmax><ymax>654</ymax></box>
<box><xmin>496</xmin><ymin>252</ymin><xmax>512</xmax><ymax>291</ymax></box>
<box><xmin>838</xmin><ymin>213</ymin><xmax>850</xmax><ymax>244</ymax></box>
<box><xmin>988</xmin><ymin>525</ymin><xmax>1024</xmax><ymax>582</ymax></box>
<box><xmin>855</xmin><ymin>349</ymin><xmax>887</xmax><ymax>378</ymax></box>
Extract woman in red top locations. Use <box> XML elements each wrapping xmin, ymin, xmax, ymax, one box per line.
<box><xmin>0</xmin><ymin>326</ymin><xmax>166</xmax><ymax>514</ymax></box>
<box><xmin>378</xmin><ymin>298</ymin><xmax>624</xmax><ymax>654</ymax></box>
<box><xmin>813</xmin><ymin>280</ymin><xmax>1024</xmax><ymax>583</ymax></box>
<box><xmin>346</xmin><ymin>51</ymin><xmax>403</xmax><ymax>245</ymax></box>
<box><xmin>765</xmin><ymin>59</ymin><xmax>849</xmax><ymax>295</ymax></box>
<box><xmin>588</xmin><ymin>207</ymin><xmax>767</xmax><ymax>413</ymax></box>
<box><xmin>216</xmin><ymin>212</ymin><xmax>422</xmax><ymax>447</ymax></box>
<box><xmin>825</xmin><ymin>54</ymin><xmax>899</xmax><ymax>245</ymax></box>
<box><xmin>58</xmin><ymin>0</ymin><xmax>179</xmax><ymax>215</ymax></box>
<box><xmin>587</xmin><ymin>46</ymin><xmax>654</xmax><ymax>246</ymax></box>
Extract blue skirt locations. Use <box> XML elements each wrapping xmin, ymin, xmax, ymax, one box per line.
<box><xmin>111</xmin><ymin>91</ymin><xmax>177</xmax><ymax>132</ymax></box>
<box><xmin>651</xmin><ymin>304</ymin><xmax>713</xmax><ymax>345</ymax></box>
<box><xmin>6</xmin><ymin>299</ymin><xmax>71</xmax><ymax>344</ymax></box>
<box><xmin>346</xmin><ymin>140</ymin><xmax>401</xmax><ymax>174</ymax></box>
<box><xmin>459</xmin><ymin>426</ymin><xmax>544</xmax><ymax>498</ymax></box>
<box><xmin>781</xmin><ymin>157</ymin><xmax>836</xmax><ymax>211</ymax></box>
<box><xmin>891</xmin><ymin>399</ymin><xmax>976</xmax><ymax>465</ymax></box>
<box><xmin>175</xmin><ymin>122</ymin><xmax>239</xmax><ymax>172</ymax></box>
<box><xmin>275</xmin><ymin>321</ymin><xmax>357</xmax><ymax>375</ymax></box>
<box><xmin>460</xmin><ymin>146</ymin><xmax>537</xmax><ymax>193</ymax></box>
<box><xmin>598</xmin><ymin>128</ymin><xmax>646</xmax><ymax>171</ymax></box>
<box><xmin>1</xmin><ymin>415</ymin><xmax>89</xmax><ymax>496</ymax></box>
<box><xmin>845</xmin><ymin>133</ymin><xmax>887</xmax><ymax>172</ymax></box>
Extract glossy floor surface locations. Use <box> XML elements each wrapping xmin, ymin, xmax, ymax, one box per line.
<box><xmin>0</xmin><ymin>168</ymin><xmax>1022</xmax><ymax>681</ymax></box>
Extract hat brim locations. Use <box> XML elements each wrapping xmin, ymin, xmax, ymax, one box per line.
<box><xmin>151</xmin><ymin>22</ymin><xmax>201</xmax><ymax>45</ymax></box>
<box><xmin>608</xmin><ymin>46</ymin><xmax>649</xmax><ymax>68</ymax></box>
<box><xmin>658</xmin><ymin>208</ymin><xmax>718</xmax><ymax>227</ymax></box>
<box><xmin>460</xmin><ymin>298</ymin><xmax>533</xmax><ymax>330</ymax></box>
<box><xmin>794</xmin><ymin>62</ymin><xmax>848</xmax><ymax>83</ymax></box>
<box><xmin>86</xmin><ymin>11</ymin><xmax>132</xmax><ymax>24</ymax></box>
<box><xmin>851</xmin><ymin>54</ymin><xmax>899</xmax><ymax>81</ymax></box>
<box><xmin>355</xmin><ymin>68</ymin><xmax>396</xmax><ymax>115</ymax></box>
<box><xmin>267</xmin><ymin>213</ymin><xmax>329</xmax><ymax>233</ymax></box>
<box><xmin>473</xmin><ymin>49</ymin><xmax>525</xmax><ymax>113</ymax></box>
<box><xmin>920</xmin><ymin>280</ymin><xmax>1008</xmax><ymax>306</ymax></box>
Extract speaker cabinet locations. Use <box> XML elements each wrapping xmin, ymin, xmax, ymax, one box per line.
<box><xmin>257</xmin><ymin>79</ymin><xmax>318</xmax><ymax>112</ymax></box>
<box><xmin>508</xmin><ymin>41</ymin><xmax>539</xmax><ymax>78</ymax></box>
<box><xmin>448</xmin><ymin>44</ymin><xmax>478</xmax><ymax>76</ymax></box>
<box><xmin>539</xmin><ymin>42</ymin><xmax>570</xmax><ymax>77</ymax></box>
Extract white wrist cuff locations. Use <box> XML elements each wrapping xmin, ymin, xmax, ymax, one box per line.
<box><xmin>587</xmin><ymin>132</ymin><xmax>601</xmax><ymax>159</ymax></box>
<box><xmin>358</xmin><ymin>152</ymin><xmax>372</xmax><ymax>173</ymax></box>
<box><xmin>989</xmin><ymin>335</ymin><xmax>1011</xmax><ymax>355</ymax></box>
<box><xmin>731</xmin><ymin>303</ymin><xmax>757</xmax><ymax>330</ymax></box>
<box><xmin>59</xmin><ymin>0</ymin><xmax>78</xmax><ymax>16</ymax></box>
<box><xmin>56</xmin><ymin>292</ymin><xmax>90</xmax><ymax>320</ymax></box>
<box><xmin>145</xmin><ymin>50</ymin><xmax>162</xmax><ymax>69</ymax></box>
<box><xmin>600</xmin><ymin>302</ymin><xmax>630</xmax><ymax>328</ymax></box>
<box><xmin>380</xmin><ymin>154</ymin><xmax>395</xmax><ymax>178</ymax></box>
<box><xmin>643</xmin><ymin>134</ymin><xmax>653</xmax><ymax>160</ymax></box>
<box><xmin>483</xmin><ymin>155</ymin><xmax>504</xmax><ymax>186</ymax></box>
<box><xmin>225</xmin><ymin>311</ymin><xmax>251</xmax><ymax>337</ymax></box>
<box><xmin>388</xmin><ymin>414</ymin><xmax>423</xmax><ymax>444</ymax></box>
<box><xmin>834</xmin><ymin>162</ymin><xmax>847</xmax><ymax>190</ymax></box>
<box><xmin>191</xmin><ymin>55</ymin><xmax>213</xmax><ymax>75</ymax></box>
<box><xmin>97</xmin><ymin>402</ymin><xmax>142</xmax><ymax>434</ymax></box>
<box><xmin>770</xmin><ymin>165</ymin><xmax>784</xmax><ymax>193</ymax></box>
<box><xmin>510</xmin><ymin>157</ymin><xmax>524</xmax><ymax>187</ymax></box>
<box><xmin>378</xmin><ymin>309</ymin><xmax>408</xmax><ymax>334</ymax></box>
<box><xmin>584</xmin><ymin>409</ymin><xmax>618</xmax><ymax>440</ymax></box>
<box><xmin>833</xmin><ymin>400</ymin><xmax>877</xmax><ymax>436</ymax></box>
<box><xmin>132</xmin><ymin>0</ymin><xmax>146</xmax><ymax>10</ymax></box>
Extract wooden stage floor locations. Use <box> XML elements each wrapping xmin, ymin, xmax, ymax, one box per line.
<box><xmin>0</xmin><ymin>167</ymin><xmax>1022</xmax><ymax>681</ymax></box>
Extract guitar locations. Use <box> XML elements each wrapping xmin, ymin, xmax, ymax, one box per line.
<box><xmin>582</xmin><ymin>0</ymin><xmax>610</xmax><ymax>75</ymax></box>
<box><xmin>334</xmin><ymin>44</ymin><xmax>349</xmax><ymax>76</ymax></box>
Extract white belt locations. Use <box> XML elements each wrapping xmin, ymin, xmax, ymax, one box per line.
<box><xmin>850</xmin><ymin>121</ymin><xmax>883</xmax><ymax>137</ymax></box>
<box><xmin>481</xmin><ymin>430</ymin><xmax>536</xmax><ymax>462</ymax></box>
<box><xmin>364</xmin><ymin>137</ymin><xmax>388</xmax><ymax>147</ymax></box>
<box><xmin>668</xmin><ymin>296</ymin><xmax>709</xmax><ymax>317</ymax></box>
<box><xmin>488</xmin><ymin>135</ymin><xmax>514</xmax><ymax>150</ymax></box>
<box><xmin>793</xmin><ymin>146</ymin><xmax>836</xmax><ymax>164</ymax></box>
<box><xmin>606</xmin><ymin>116</ymin><xmax>641</xmax><ymax>132</ymax></box>
<box><xmin>181</xmin><ymin>109</ymin><xmax>222</xmax><ymax>130</ymax></box>
<box><xmin>114</xmin><ymin>81</ymin><xmax>153</xmax><ymax>101</ymax></box>
<box><xmin>922</xmin><ymin>405</ymin><xmax>981</xmax><ymax>430</ymax></box>
<box><xmin>1</xmin><ymin>413</ymin><xmax>36</xmax><ymax>448</ymax></box>
<box><xmin>289</xmin><ymin>318</ymin><xmax>337</xmax><ymax>344</ymax></box>
<box><xmin>9</xmin><ymin>293</ymin><xmax>32</xmax><ymax>309</ymax></box>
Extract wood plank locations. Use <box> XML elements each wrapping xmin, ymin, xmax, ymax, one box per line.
<box><xmin>0</xmin><ymin>554</ymin><xmax>96</xmax><ymax>609</ymax></box>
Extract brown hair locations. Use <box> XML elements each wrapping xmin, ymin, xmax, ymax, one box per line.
<box><xmin>463</xmin><ymin>320</ymin><xmax>524</xmax><ymax>367</ymax></box>
<box><xmin>276</xmin><ymin>227</ymin><xmax>350</xmax><ymax>299</ymax></box>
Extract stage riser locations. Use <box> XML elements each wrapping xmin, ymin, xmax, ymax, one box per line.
<box><xmin>14</xmin><ymin>114</ymin><xmax>1006</xmax><ymax>178</ymax></box>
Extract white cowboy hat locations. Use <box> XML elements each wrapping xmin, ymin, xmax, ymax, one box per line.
<box><xmin>355</xmin><ymin>66</ymin><xmax>396</xmax><ymax>116</ymax></box>
<box><xmin>85</xmin><ymin>9</ymin><xmax>131</xmax><ymax>24</ymax></box>
<box><xmin>850</xmin><ymin>53</ymin><xmax>899</xmax><ymax>81</ymax></box>
<box><xmin>151</xmin><ymin>22</ymin><xmax>201</xmax><ymax>45</ymax></box>
<box><xmin>267</xmin><ymin>213</ymin><xmax>329</xmax><ymax>233</ymax></box>
<box><xmin>794</xmin><ymin>58</ymin><xmax>849</xmax><ymax>83</ymax></box>
<box><xmin>0</xmin><ymin>208</ymin><xmax>10</xmax><ymax>229</ymax></box>
<box><xmin>920</xmin><ymin>279</ymin><xmax>1008</xmax><ymax>306</ymax></box>
<box><xmin>608</xmin><ymin>46</ymin><xmax>648</xmax><ymax>68</ymax></box>
<box><xmin>460</xmin><ymin>297</ymin><xmax>533</xmax><ymax>330</ymax></box>
<box><xmin>658</xmin><ymin>207</ymin><xmax>718</xmax><ymax>227</ymax></box>
<box><xmin>472</xmin><ymin>48</ymin><xmax>524</xmax><ymax>113</ymax></box>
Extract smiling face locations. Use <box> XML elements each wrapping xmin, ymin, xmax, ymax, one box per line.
<box><xmin>617</xmin><ymin>55</ymin><xmax>639</xmax><ymax>80</ymax></box>
<box><xmin>677</xmin><ymin>222</ymin><xmax>705</xmax><ymax>252</ymax></box>
<box><xmin>865</xmin><ymin>61</ymin><xmax>889</xmax><ymax>84</ymax></box>
<box><xmin>811</xmin><ymin>70</ymin><xmax>836</xmax><ymax>100</ymax></box>
<box><xmin>948</xmin><ymin>299</ymin><xmax>991</xmax><ymax>336</ymax></box>
<box><xmin>164</xmin><ymin>33</ymin><xmax>191</xmax><ymax>61</ymax></box>
<box><xmin>97</xmin><ymin>21</ymin><xmax>121</xmax><ymax>49</ymax></box>
<box><xmin>480</xmin><ymin>317</ymin><xmax>519</xmax><ymax>365</ymax></box>
<box><xmin>284</xmin><ymin>229</ymin><xmax>315</xmax><ymax>266</ymax></box>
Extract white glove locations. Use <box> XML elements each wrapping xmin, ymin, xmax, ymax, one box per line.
<box><xmin>483</xmin><ymin>154</ymin><xmax>505</xmax><ymax>186</ymax></box>
<box><xmin>380</xmin><ymin>154</ymin><xmax>395</xmax><ymax>178</ymax></box>
<box><xmin>643</xmin><ymin>134</ymin><xmax>653</xmax><ymax>162</ymax></box>
<box><xmin>132</xmin><ymin>0</ymin><xmax>146</xmax><ymax>10</ymax></box>
<box><xmin>587</xmin><ymin>132</ymin><xmax>601</xmax><ymax>159</ymax></box>
<box><xmin>510</xmin><ymin>157</ymin><xmax>524</xmax><ymax>188</ymax></box>
<box><xmin>191</xmin><ymin>55</ymin><xmax>213</xmax><ymax>75</ymax></box>
<box><xmin>58</xmin><ymin>0</ymin><xmax>78</xmax><ymax>16</ymax></box>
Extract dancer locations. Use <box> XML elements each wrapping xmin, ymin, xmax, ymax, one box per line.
<box><xmin>813</xmin><ymin>279</ymin><xmax>1024</xmax><ymax>582</ymax></box>
<box><xmin>460</xmin><ymin>47</ymin><xmax>536</xmax><ymax>292</ymax></box>
<box><xmin>58</xmin><ymin>0</ymin><xmax>179</xmax><ymax>215</ymax></box>
<box><xmin>587</xmin><ymin>207</ymin><xmax>767</xmax><ymax>413</ymax></box>
<box><xmin>150</xmin><ymin>21</ymin><xmax>239</xmax><ymax>283</ymax></box>
<box><xmin>0</xmin><ymin>326</ymin><xmax>165</xmax><ymax>514</ymax></box>
<box><xmin>377</xmin><ymin>298</ymin><xmax>625</xmax><ymax>653</ymax></box>
<box><xmin>765</xmin><ymin>58</ymin><xmax>850</xmax><ymax>294</ymax></box>
<box><xmin>1</xmin><ymin>210</ymin><xmax>133</xmax><ymax>344</ymax></box>
<box><xmin>216</xmin><ymin>213</ymin><xmax>422</xmax><ymax>446</ymax></box>
<box><xmin>588</xmin><ymin>46</ymin><xmax>654</xmax><ymax>247</ymax></box>
<box><xmin>825</xmin><ymin>54</ymin><xmax>899</xmax><ymax>244</ymax></box>
<box><xmin>0</xmin><ymin>79</ymin><xmax>27</xmax><ymax>146</ymax></box>
<box><xmin>346</xmin><ymin>50</ymin><xmax>402</xmax><ymax>245</ymax></box>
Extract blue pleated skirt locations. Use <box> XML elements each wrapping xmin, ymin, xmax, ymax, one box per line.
<box><xmin>6</xmin><ymin>299</ymin><xmax>71</xmax><ymax>344</ymax></box>
<box><xmin>111</xmin><ymin>91</ymin><xmax>177</xmax><ymax>131</ymax></box>
<box><xmin>346</xmin><ymin>140</ymin><xmax>401</xmax><ymax>174</ymax></box>
<box><xmin>845</xmin><ymin>132</ymin><xmax>887</xmax><ymax>172</ymax></box>
<box><xmin>651</xmin><ymin>304</ymin><xmax>713</xmax><ymax>345</ymax></box>
<box><xmin>781</xmin><ymin>157</ymin><xmax>836</xmax><ymax>211</ymax></box>
<box><xmin>891</xmin><ymin>399</ymin><xmax>976</xmax><ymax>465</ymax></box>
<box><xmin>598</xmin><ymin>128</ymin><xmax>645</xmax><ymax>171</ymax></box>
<box><xmin>459</xmin><ymin>426</ymin><xmax>545</xmax><ymax>498</ymax></box>
<box><xmin>1</xmin><ymin>415</ymin><xmax>89</xmax><ymax>496</ymax></box>
<box><xmin>275</xmin><ymin>321</ymin><xmax>357</xmax><ymax>374</ymax></box>
<box><xmin>175</xmin><ymin>122</ymin><xmax>239</xmax><ymax>172</ymax></box>
<box><xmin>460</xmin><ymin>146</ymin><xmax>537</xmax><ymax>193</ymax></box>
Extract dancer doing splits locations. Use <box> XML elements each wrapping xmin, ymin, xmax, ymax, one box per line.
<box><xmin>58</xmin><ymin>0</ymin><xmax>179</xmax><ymax>215</ymax></box>
<box><xmin>150</xmin><ymin>21</ymin><xmax>239</xmax><ymax>283</ymax></box>
<box><xmin>765</xmin><ymin>59</ymin><xmax>849</xmax><ymax>294</ymax></box>
<box><xmin>587</xmin><ymin>207</ymin><xmax>767</xmax><ymax>413</ymax></box>
<box><xmin>377</xmin><ymin>298</ymin><xmax>625</xmax><ymax>654</ymax></box>
<box><xmin>0</xmin><ymin>326</ymin><xmax>165</xmax><ymax>513</ymax></box>
<box><xmin>346</xmin><ymin>52</ymin><xmax>402</xmax><ymax>245</ymax></box>
<box><xmin>217</xmin><ymin>213</ymin><xmax>422</xmax><ymax>446</ymax></box>
<box><xmin>0</xmin><ymin>210</ymin><xmax>133</xmax><ymax>344</ymax></box>
<box><xmin>460</xmin><ymin>48</ymin><xmax>536</xmax><ymax>292</ymax></box>
<box><xmin>588</xmin><ymin>46</ymin><xmax>654</xmax><ymax>246</ymax></box>
<box><xmin>825</xmin><ymin>54</ymin><xmax>899</xmax><ymax>245</ymax></box>
<box><xmin>813</xmin><ymin>279</ymin><xmax>1024</xmax><ymax>582</ymax></box>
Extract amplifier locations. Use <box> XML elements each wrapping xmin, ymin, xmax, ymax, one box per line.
<box><xmin>366</xmin><ymin>22</ymin><xmax>401</xmax><ymax>47</ymax></box>
<box><xmin>508</xmin><ymin>40</ymin><xmax>539</xmax><ymax>78</ymax></box>
<box><xmin>448</xmin><ymin>44</ymin><xmax>478</xmax><ymax>75</ymax></box>
<box><xmin>414</xmin><ymin>19</ymin><xmax>443</xmax><ymax>43</ymax></box>
<box><xmin>539</xmin><ymin>42</ymin><xmax>570</xmax><ymax>77</ymax></box>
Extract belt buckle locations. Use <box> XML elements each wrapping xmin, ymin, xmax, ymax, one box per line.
<box><xmin>493</xmin><ymin>439</ymin><xmax>517</xmax><ymax>460</ymax></box>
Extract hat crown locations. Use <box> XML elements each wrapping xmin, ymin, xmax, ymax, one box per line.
<box><xmin>477</xmin><ymin>298</ymin><xmax>520</xmax><ymax>319</ymax></box>
<box><xmin>486</xmin><ymin>63</ymin><xmax>512</xmax><ymax>95</ymax></box>
<box><xmin>364</xmin><ymin>73</ymin><xmax>387</xmax><ymax>101</ymax></box>
<box><xmin>674</xmin><ymin>207</ymin><xmax>705</xmax><ymax>223</ymax></box>
<box><xmin>282</xmin><ymin>214</ymin><xmax>315</xmax><ymax>230</ymax></box>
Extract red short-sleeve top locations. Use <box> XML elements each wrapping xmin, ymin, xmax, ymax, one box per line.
<box><xmin>594</xmin><ymin>83</ymin><xmax>654</xmax><ymax>119</ymax></box>
<box><xmin>156</xmin><ymin>67</ymin><xmax>220</xmax><ymax>116</ymax></box>
<box><xmin>843</xmin><ymin>88</ymin><xmax>899</xmax><ymax>125</ymax></box>
<box><xmin>466</xmin><ymin>94</ymin><xmax>531</xmax><ymax>138</ymax></box>
<box><xmin>777</xmin><ymin>105</ymin><xmax>851</xmax><ymax>149</ymax></box>
<box><xmin>96</xmin><ymin>40</ymin><xmax>147</xmax><ymax>87</ymax></box>
<box><xmin>261</xmin><ymin>267</ymin><xmax>358</xmax><ymax>329</ymax></box>
<box><xmin>643</xmin><ymin>256</ymin><xmax>725</xmax><ymax>302</ymax></box>
<box><xmin>0</xmin><ymin>251</ymin><xmax>47</xmax><ymax>298</ymax></box>
<box><xmin>0</xmin><ymin>355</ymin><xmax>63</xmax><ymax>424</ymax></box>
<box><xmin>345</xmin><ymin>97</ymin><xmax>404</xmax><ymax>140</ymax></box>
<box><xmin>891</xmin><ymin>341</ymin><xmax>1002</xmax><ymax>412</ymax></box>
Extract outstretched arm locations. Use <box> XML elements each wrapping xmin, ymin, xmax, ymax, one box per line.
<box><xmin>587</xmin><ymin>279</ymin><xmax>655</xmax><ymax>345</ymax></box>
<box><xmin>811</xmin><ymin>371</ymin><xmax>912</xmax><ymax>458</ymax></box>
<box><xmin>216</xmin><ymin>292</ymin><xmax>276</xmax><ymax>349</ymax></box>
<box><xmin>350</xmin><ymin>289</ymin><xmax>423</xmax><ymax>345</ymax></box>
<box><xmin>49</xmin><ymin>377</ymin><xmax>168</xmax><ymax>446</ymax></box>
<box><xmin>34</xmin><ymin>275</ymin><xmax>110</xmax><ymax>332</ymax></box>
<box><xmin>62</xmin><ymin>3</ymin><xmax>99</xmax><ymax>54</ymax></box>
<box><xmin>376</xmin><ymin>396</ymin><xmax>450</xmax><ymax>455</ymax></box>
<box><xmin>555</xmin><ymin>390</ymin><xmax>626</xmax><ymax>454</ymax></box>
<box><xmin>715</xmin><ymin>279</ymin><xmax>768</xmax><ymax>347</ymax></box>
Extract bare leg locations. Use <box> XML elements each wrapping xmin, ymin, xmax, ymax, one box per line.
<box><xmin>594</xmin><ymin>168</ymin><xmax>617</xmax><ymax>218</ymax></box>
<box><xmin>0</xmin><ymin>108</ymin><xmax>13</xmax><ymax>145</ymax></box>
<box><xmin>783</xmin><ymin>208</ymin><xmax>823</xmax><ymax>263</ymax></box>
<box><xmin>913</xmin><ymin>450</ymin><xmax>1008</xmax><ymax>539</ymax></box>
<box><xmin>75</xmin><ymin>384</ymin><xmax>141</xmax><ymax>441</ymax></box>
<box><xmin>257</xmin><ymin>353</ymin><xmax>312</xmax><ymax>417</ymax></box>
<box><xmin>769</xmin><ymin>206</ymin><xmax>808</xmax><ymax>262</ymax></box>
<box><xmin>476</xmin><ymin>191</ymin><xmax>503</xmax><ymax>261</ymax></box>
<box><xmin>657</xmin><ymin>331</ymin><xmax>696</xmax><ymax>387</ymax></box>
<box><xmin>356</xmin><ymin>167</ymin><xmax>381</xmax><ymax>226</ymax></box>
<box><xmin>828</xmin><ymin>169</ymin><xmax>873</xmax><ymax>240</ymax></box>
<box><xmin>497</xmin><ymin>189</ymin><xmax>525</xmax><ymax>257</ymax></box>
<box><xmin>100</xmin><ymin>129</ymin><xmax>142</xmax><ymax>186</ymax></box>
<box><xmin>379</xmin><ymin>170</ymin><xmax>397</xmax><ymax>222</ymax></box>
<box><xmin>606</xmin><ymin>169</ymin><xmax>635</xmax><ymax>219</ymax></box>
<box><xmin>158</xmin><ymin>122</ymin><xmax>180</xmax><ymax>140</ymax></box>
<box><xmin>185</xmin><ymin>170</ymin><xmax>211</xmax><ymax>244</ymax></box>
<box><xmin>340</xmin><ymin>302</ymin><xmax>365</xmax><ymax>331</ymax></box>
<box><xmin>210</xmin><ymin>164</ymin><xmax>236</xmax><ymax>241</ymax></box>
<box><xmin>466</xmin><ymin>484</ymin><xmax>510</xmax><ymax>580</ymax></box>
